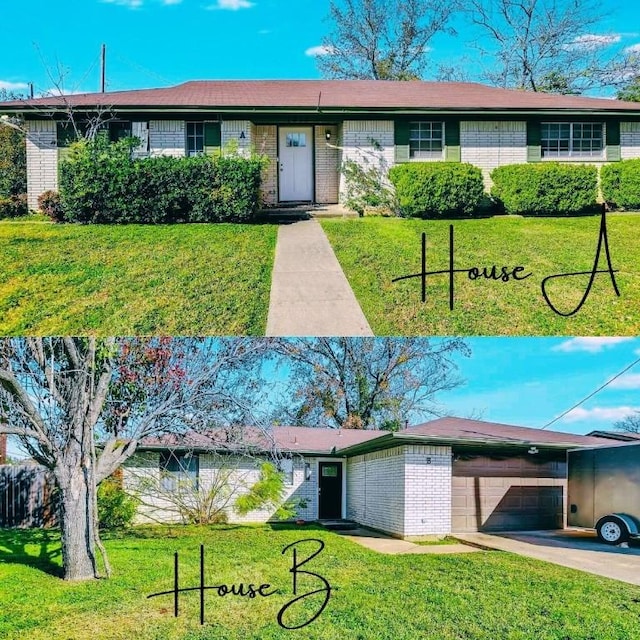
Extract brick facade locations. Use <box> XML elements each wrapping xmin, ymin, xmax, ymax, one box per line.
<box><xmin>25</xmin><ymin>120</ymin><xmax>58</xmax><ymax>210</ymax></box>
<box><xmin>149</xmin><ymin>120</ymin><xmax>185</xmax><ymax>157</ymax></box>
<box><xmin>21</xmin><ymin>115</ymin><xmax>640</xmax><ymax>211</ymax></box>
<box><xmin>621</xmin><ymin>122</ymin><xmax>640</xmax><ymax>159</ymax></box>
<box><xmin>460</xmin><ymin>121</ymin><xmax>528</xmax><ymax>188</ymax></box>
<box><xmin>123</xmin><ymin>452</ymin><xmax>323</xmax><ymax>524</ymax></box>
<box><xmin>346</xmin><ymin>444</ymin><xmax>452</xmax><ymax>538</ymax></box>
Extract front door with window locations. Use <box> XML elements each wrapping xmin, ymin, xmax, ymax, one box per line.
<box><xmin>318</xmin><ymin>461</ymin><xmax>342</xmax><ymax>519</ymax></box>
<box><xmin>279</xmin><ymin>127</ymin><xmax>313</xmax><ymax>202</ymax></box>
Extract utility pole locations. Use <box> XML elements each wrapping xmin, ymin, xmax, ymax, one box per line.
<box><xmin>29</xmin><ymin>83</ymin><xmax>34</xmax><ymax>99</ymax></box>
<box><xmin>100</xmin><ymin>44</ymin><xmax>106</xmax><ymax>93</ymax></box>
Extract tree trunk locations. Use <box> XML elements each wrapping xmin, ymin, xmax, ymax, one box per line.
<box><xmin>58</xmin><ymin>471</ymin><xmax>99</xmax><ymax>581</ymax></box>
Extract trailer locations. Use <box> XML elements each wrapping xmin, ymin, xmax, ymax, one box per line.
<box><xmin>568</xmin><ymin>442</ymin><xmax>640</xmax><ymax>544</ymax></box>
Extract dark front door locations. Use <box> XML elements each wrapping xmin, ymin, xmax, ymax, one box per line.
<box><xmin>318</xmin><ymin>462</ymin><xmax>342</xmax><ymax>519</ymax></box>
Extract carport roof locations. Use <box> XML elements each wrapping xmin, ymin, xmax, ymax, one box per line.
<box><xmin>335</xmin><ymin>417</ymin><xmax>610</xmax><ymax>456</ymax></box>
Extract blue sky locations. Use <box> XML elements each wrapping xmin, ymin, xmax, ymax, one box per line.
<box><xmin>1</xmin><ymin>0</ymin><xmax>639</xmax><ymax>95</ymax></box>
<box><xmin>6</xmin><ymin>336</ymin><xmax>640</xmax><ymax>458</ymax></box>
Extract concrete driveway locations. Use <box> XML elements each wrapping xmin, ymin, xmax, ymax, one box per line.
<box><xmin>456</xmin><ymin>529</ymin><xmax>640</xmax><ymax>586</ymax></box>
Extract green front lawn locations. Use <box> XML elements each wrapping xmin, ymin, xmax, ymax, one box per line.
<box><xmin>1</xmin><ymin>525</ymin><xmax>639</xmax><ymax>639</ymax></box>
<box><xmin>0</xmin><ymin>222</ymin><xmax>277</xmax><ymax>335</ymax></box>
<box><xmin>321</xmin><ymin>214</ymin><xmax>640</xmax><ymax>335</ymax></box>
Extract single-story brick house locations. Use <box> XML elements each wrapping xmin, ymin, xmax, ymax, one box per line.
<box><xmin>125</xmin><ymin>417</ymin><xmax>611</xmax><ymax>539</ymax></box>
<box><xmin>2</xmin><ymin>80</ymin><xmax>640</xmax><ymax>210</ymax></box>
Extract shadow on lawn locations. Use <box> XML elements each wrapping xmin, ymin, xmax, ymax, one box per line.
<box><xmin>0</xmin><ymin>528</ymin><xmax>63</xmax><ymax>577</ymax></box>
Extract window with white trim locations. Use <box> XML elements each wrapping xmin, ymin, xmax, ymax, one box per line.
<box><xmin>160</xmin><ymin>451</ymin><xmax>199</xmax><ymax>492</ymax></box>
<box><xmin>186</xmin><ymin>122</ymin><xmax>205</xmax><ymax>156</ymax></box>
<box><xmin>541</xmin><ymin>122</ymin><xmax>603</xmax><ymax>158</ymax></box>
<box><xmin>409</xmin><ymin>121</ymin><xmax>444</xmax><ymax>159</ymax></box>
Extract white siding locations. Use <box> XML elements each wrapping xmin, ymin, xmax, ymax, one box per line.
<box><xmin>149</xmin><ymin>120</ymin><xmax>185</xmax><ymax>157</ymax></box>
<box><xmin>460</xmin><ymin>121</ymin><xmax>527</xmax><ymax>188</ymax></box>
<box><xmin>25</xmin><ymin>120</ymin><xmax>58</xmax><ymax>210</ymax></box>
<box><xmin>621</xmin><ymin>122</ymin><xmax>640</xmax><ymax>159</ymax></box>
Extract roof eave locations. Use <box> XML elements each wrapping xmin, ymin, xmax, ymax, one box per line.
<box><xmin>334</xmin><ymin>432</ymin><xmax>603</xmax><ymax>457</ymax></box>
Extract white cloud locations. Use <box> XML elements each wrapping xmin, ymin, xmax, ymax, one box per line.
<box><xmin>0</xmin><ymin>80</ymin><xmax>29</xmax><ymax>91</ymax></box>
<box><xmin>101</xmin><ymin>0</ymin><xmax>182</xmax><ymax>7</ymax></box>
<box><xmin>305</xmin><ymin>45</ymin><xmax>336</xmax><ymax>57</ymax></box>
<box><xmin>562</xmin><ymin>406</ymin><xmax>640</xmax><ymax>423</ymax></box>
<box><xmin>571</xmin><ymin>34</ymin><xmax>621</xmax><ymax>49</ymax></box>
<box><xmin>102</xmin><ymin>0</ymin><xmax>143</xmax><ymax>7</ymax></box>
<box><xmin>553</xmin><ymin>337</ymin><xmax>635</xmax><ymax>353</ymax></box>
<box><xmin>625</xmin><ymin>43</ymin><xmax>640</xmax><ymax>54</ymax></box>
<box><xmin>609</xmin><ymin>373</ymin><xmax>640</xmax><ymax>390</ymax></box>
<box><xmin>206</xmin><ymin>0</ymin><xmax>254</xmax><ymax>9</ymax></box>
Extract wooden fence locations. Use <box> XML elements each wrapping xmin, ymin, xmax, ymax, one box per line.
<box><xmin>0</xmin><ymin>465</ymin><xmax>57</xmax><ymax>528</ymax></box>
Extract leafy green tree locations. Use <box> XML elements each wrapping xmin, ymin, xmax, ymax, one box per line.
<box><xmin>617</xmin><ymin>77</ymin><xmax>640</xmax><ymax>102</ymax></box>
<box><xmin>0</xmin><ymin>88</ymin><xmax>26</xmax><ymax>199</ymax></box>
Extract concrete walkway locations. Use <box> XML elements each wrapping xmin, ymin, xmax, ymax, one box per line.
<box><xmin>338</xmin><ymin>528</ymin><xmax>480</xmax><ymax>555</ymax></box>
<box><xmin>266</xmin><ymin>219</ymin><xmax>373</xmax><ymax>336</ymax></box>
<box><xmin>456</xmin><ymin>531</ymin><xmax>640</xmax><ymax>586</ymax></box>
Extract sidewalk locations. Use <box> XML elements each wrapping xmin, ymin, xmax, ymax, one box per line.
<box><xmin>266</xmin><ymin>219</ymin><xmax>373</xmax><ymax>336</ymax></box>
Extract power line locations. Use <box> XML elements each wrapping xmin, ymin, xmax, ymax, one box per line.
<box><xmin>541</xmin><ymin>356</ymin><xmax>640</xmax><ymax>430</ymax></box>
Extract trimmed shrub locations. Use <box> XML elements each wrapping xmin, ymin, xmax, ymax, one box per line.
<box><xmin>37</xmin><ymin>190</ymin><xmax>65</xmax><ymax>222</ymax></box>
<box><xmin>58</xmin><ymin>137</ymin><xmax>265</xmax><ymax>224</ymax></box>
<box><xmin>0</xmin><ymin>193</ymin><xmax>28</xmax><ymax>218</ymax></box>
<box><xmin>491</xmin><ymin>163</ymin><xmax>598</xmax><ymax>215</ymax></box>
<box><xmin>97</xmin><ymin>476</ymin><xmax>138</xmax><ymax>531</ymax></box>
<box><xmin>601</xmin><ymin>159</ymin><xmax>640</xmax><ymax>210</ymax></box>
<box><xmin>388</xmin><ymin>162</ymin><xmax>484</xmax><ymax>217</ymax></box>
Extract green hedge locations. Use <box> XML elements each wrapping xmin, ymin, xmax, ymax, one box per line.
<box><xmin>388</xmin><ymin>162</ymin><xmax>484</xmax><ymax>217</ymax></box>
<box><xmin>601</xmin><ymin>159</ymin><xmax>640</xmax><ymax>210</ymax></box>
<box><xmin>58</xmin><ymin>137</ymin><xmax>264</xmax><ymax>224</ymax></box>
<box><xmin>491</xmin><ymin>163</ymin><xmax>598</xmax><ymax>215</ymax></box>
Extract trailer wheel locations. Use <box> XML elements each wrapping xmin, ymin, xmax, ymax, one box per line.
<box><xmin>596</xmin><ymin>516</ymin><xmax>629</xmax><ymax>545</ymax></box>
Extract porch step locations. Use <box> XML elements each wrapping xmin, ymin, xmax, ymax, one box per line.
<box><xmin>318</xmin><ymin>519</ymin><xmax>359</xmax><ymax>531</ymax></box>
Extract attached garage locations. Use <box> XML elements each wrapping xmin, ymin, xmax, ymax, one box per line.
<box><xmin>451</xmin><ymin>452</ymin><xmax>566</xmax><ymax>532</ymax></box>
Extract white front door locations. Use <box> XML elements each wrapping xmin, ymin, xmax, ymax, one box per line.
<box><xmin>279</xmin><ymin>127</ymin><xmax>313</xmax><ymax>202</ymax></box>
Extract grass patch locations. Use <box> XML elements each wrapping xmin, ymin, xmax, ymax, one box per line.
<box><xmin>1</xmin><ymin>525</ymin><xmax>639</xmax><ymax>639</ymax></box>
<box><xmin>321</xmin><ymin>214</ymin><xmax>640</xmax><ymax>335</ymax></box>
<box><xmin>0</xmin><ymin>222</ymin><xmax>277</xmax><ymax>335</ymax></box>
<box><xmin>413</xmin><ymin>536</ymin><xmax>462</xmax><ymax>546</ymax></box>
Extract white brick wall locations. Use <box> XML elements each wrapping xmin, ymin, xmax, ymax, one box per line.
<box><xmin>347</xmin><ymin>446</ymin><xmax>406</xmax><ymax>536</ymax></box>
<box><xmin>339</xmin><ymin>120</ymin><xmax>395</xmax><ymax>199</ymax></box>
<box><xmin>25</xmin><ymin>120</ymin><xmax>58</xmax><ymax>210</ymax></box>
<box><xmin>149</xmin><ymin>120</ymin><xmax>185</xmax><ymax>157</ymax></box>
<box><xmin>315</xmin><ymin>125</ymin><xmax>340</xmax><ymax>204</ymax></box>
<box><xmin>621</xmin><ymin>122</ymin><xmax>640</xmax><ymax>159</ymax></box>
<box><xmin>346</xmin><ymin>444</ymin><xmax>452</xmax><ymax>538</ymax></box>
<box><xmin>221</xmin><ymin>120</ymin><xmax>254</xmax><ymax>156</ymax></box>
<box><xmin>460</xmin><ymin>121</ymin><xmax>528</xmax><ymax>188</ymax></box>
<box><xmin>123</xmin><ymin>452</ymin><xmax>320</xmax><ymax>524</ymax></box>
<box><xmin>403</xmin><ymin>445</ymin><xmax>452</xmax><ymax>536</ymax></box>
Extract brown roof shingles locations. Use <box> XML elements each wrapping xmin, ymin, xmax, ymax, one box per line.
<box><xmin>139</xmin><ymin>418</ymin><xmax>608</xmax><ymax>456</ymax></box>
<box><xmin>2</xmin><ymin>80</ymin><xmax>640</xmax><ymax>112</ymax></box>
